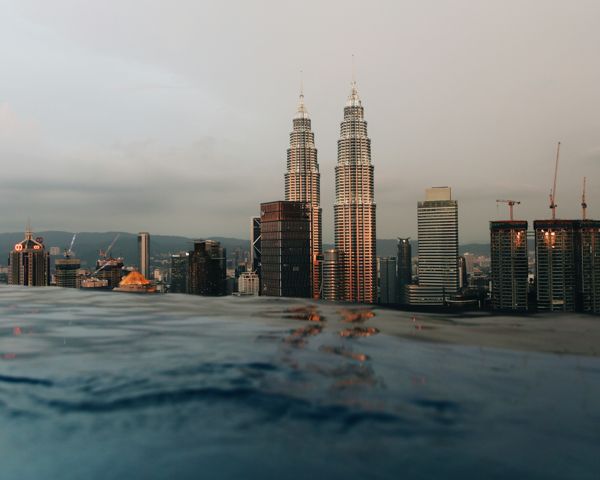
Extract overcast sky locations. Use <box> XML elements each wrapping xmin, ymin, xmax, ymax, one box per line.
<box><xmin>1</xmin><ymin>0</ymin><xmax>599</xmax><ymax>244</ymax></box>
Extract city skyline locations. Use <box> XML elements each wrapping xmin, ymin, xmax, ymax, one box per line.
<box><xmin>1</xmin><ymin>1</ymin><xmax>599</xmax><ymax>243</ymax></box>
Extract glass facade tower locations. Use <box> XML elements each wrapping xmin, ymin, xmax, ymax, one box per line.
<box><xmin>333</xmin><ymin>78</ymin><xmax>377</xmax><ymax>303</ymax></box>
<box><xmin>260</xmin><ymin>201</ymin><xmax>311</xmax><ymax>298</ymax></box>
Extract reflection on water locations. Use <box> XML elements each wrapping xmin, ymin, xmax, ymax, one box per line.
<box><xmin>320</xmin><ymin>345</ymin><xmax>369</xmax><ymax>361</ymax></box>
<box><xmin>338</xmin><ymin>308</ymin><xmax>375</xmax><ymax>323</ymax></box>
<box><xmin>0</xmin><ymin>286</ymin><xmax>599</xmax><ymax>480</ymax></box>
<box><xmin>340</xmin><ymin>326</ymin><xmax>379</xmax><ymax>339</ymax></box>
<box><xmin>283</xmin><ymin>324</ymin><xmax>325</xmax><ymax>347</ymax></box>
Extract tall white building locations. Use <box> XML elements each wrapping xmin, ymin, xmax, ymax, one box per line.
<box><xmin>138</xmin><ymin>232</ymin><xmax>150</xmax><ymax>280</ymax></box>
<box><xmin>407</xmin><ymin>187</ymin><xmax>458</xmax><ymax>305</ymax></box>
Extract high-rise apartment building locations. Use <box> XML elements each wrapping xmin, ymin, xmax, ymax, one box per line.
<box><xmin>407</xmin><ymin>187</ymin><xmax>458</xmax><ymax>305</ymax></box>
<box><xmin>333</xmin><ymin>76</ymin><xmax>377</xmax><ymax>303</ymax></box>
<box><xmin>238</xmin><ymin>271</ymin><xmax>260</xmax><ymax>296</ymax></box>
<box><xmin>8</xmin><ymin>223</ymin><xmax>50</xmax><ymax>286</ymax></box>
<box><xmin>577</xmin><ymin>220</ymin><xmax>600</xmax><ymax>314</ymax></box>
<box><xmin>490</xmin><ymin>221</ymin><xmax>528</xmax><ymax>310</ymax></box>
<box><xmin>534</xmin><ymin>219</ymin><xmax>600</xmax><ymax>313</ymax></box>
<box><xmin>138</xmin><ymin>232</ymin><xmax>150</xmax><ymax>279</ymax></box>
<box><xmin>534</xmin><ymin>220</ymin><xmax>577</xmax><ymax>311</ymax></box>
<box><xmin>284</xmin><ymin>85</ymin><xmax>322</xmax><ymax>298</ymax></box>
<box><xmin>260</xmin><ymin>201</ymin><xmax>311</xmax><ymax>298</ymax></box>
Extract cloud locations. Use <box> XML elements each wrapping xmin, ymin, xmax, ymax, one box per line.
<box><xmin>112</xmin><ymin>83</ymin><xmax>191</xmax><ymax>92</ymax></box>
<box><xmin>0</xmin><ymin>103</ymin><xmax>41</xmax><ymax>144</ymax></box>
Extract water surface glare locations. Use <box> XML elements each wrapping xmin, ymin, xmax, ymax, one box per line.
<box><xmin>0</xmin><ymin>286</ymin><xmax>599</xmax><ymax>479</ymax></box>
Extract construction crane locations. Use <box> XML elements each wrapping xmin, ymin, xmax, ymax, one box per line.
<box><xmin>549</xmin><ymin>142</ymin><xmax>561</xmax><ymax>219</ymax></box>
<box><xmin>582</xmin><ymin>177</ymin><xmax>587</xmax><ymax>220</ymax></box>
<box><xmin>496</xmin><ymin>199</ymin><xmax>521</xmax><ymax>220</ymax></box>
<box><xmin>64</xmin><ymin>233</ymin><xmax>77</xmax><ymax>259</ymax></box>
<box><xmin>99</xmin><ymin>233</ymin><xmax>120</xmax><ymax>260</ymax></box>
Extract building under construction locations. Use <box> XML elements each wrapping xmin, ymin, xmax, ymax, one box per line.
<box><xmin>578</xmin><ymin>220</ymin><xmax>600</xmax><ymax>313</ymax></box>
<box><xmin>534</xmin><ymin>219</ymin><xmax>600</xmax><ymax>313</ymax></box>
<box><xmin>490</xmin><ymin>221</ymin><xmax>528</xmax><ymax>310</ymax></box>
<box><xmin>55</xmin><ymin>258</ymin><xmax>81</xmax><ymax>288</ymax></box>
<box><xmin>94</xmin><ymin>257</ymin><xmax>125</xmax><ymax>289</ymax></box>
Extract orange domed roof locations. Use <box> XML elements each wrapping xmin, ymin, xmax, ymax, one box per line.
<box><xmin>119</xmin><ymin>269</ymin><xmax>150</xmax><ymax>286</ymax></box>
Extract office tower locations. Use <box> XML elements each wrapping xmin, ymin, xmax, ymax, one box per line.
<box><xmin>170</xmin><ymin>251</ymin><xmax>189</xmax><ymax>293</ymax></box>
<box><xmin>490</xmin><ymin>221</ymin><xmax>528</xmax><ymax>310</ymax></box>
<box><xmin>378</xmin><ymin>257</ymin><xmax>397</xmax><ymax>304</ymax></box>
<box><xmin>55</xmin><ymin>257</ymin><xmax>81</xmax><ymax>288</ymax></box>
<box><xmin>188</xmin><ymin>240</ymin><xmax>227</xmax><ymax>296</ymax></box>
<box><xmin>396</xmin><ymin>237</ymin><xmax>412</xmax><ymax>304</ymax></box>
<box><xmin>285</xmin><ymin>84</ymin><xmax>322</xmax><ymax>298</ymax></box>
<box><xmin>407</xmin><ymin>187</ymin><xmax>458</xmax><ymax>305</ymax></box>
<box><xmin>321</xmin><ymin>249</ymin><xmax>341</xmax><ymax>301</ymax></box>
<box><xmin>50</xmin><ymin>247</ymin><xmax>60</xmax><ymax>256</ymax></box>
<box><xmin>8</xmin><ymin>223</ymin><xmax>50</xmax><ymax>286</ymax></box>
<box><xmin>238</xmin><ymin>271</ymin><xmax>260</xmax><ymax>296</ymax></box>
<box><xmin>138</xmin><ymin>232</ymin><xmax>150</xmax><ymax>279</ymax></box>
<box><xmin>333</xmin><ymin>75</ymin><xmax>377</xmax><ymax>303</ymax></box>
<box><xmin>260</xmin><ymin>201</ymin><xmax>311</xmax><ymax>298</ymax></box>
<box><xmin>251</xmin><ymin>216</ymin><xmax>261</xmax><ymax>277</ymax></box>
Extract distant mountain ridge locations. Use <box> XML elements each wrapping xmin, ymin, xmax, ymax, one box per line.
<box><xmin>0</xmin><ymin>231</ymin><xmax>251</xmax><ymax>269</ymax></box>
<box><xmin>1</xmin><ymin>232</ymin><xmax>502</xmax><ymax>269</ymax></box>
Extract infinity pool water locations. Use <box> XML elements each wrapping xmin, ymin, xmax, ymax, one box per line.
<box><xmin>0</xmin><ymin>286</ymin><xmax>598</xmax><ymax>479</ymax></box>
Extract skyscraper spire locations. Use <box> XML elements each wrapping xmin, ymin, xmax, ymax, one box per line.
<box><xmin>295</xmin><ymin>71</ymin><xmax>309</xmax><ymax>120</ymax></box>
<box><xmin>285</xmin><ymin>80</ymin><xmax>322</xmax><ymax>297</ymax></box>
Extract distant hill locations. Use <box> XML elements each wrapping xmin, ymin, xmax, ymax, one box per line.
<box><xmin>325</xmin><ymin>239</ymin><xmax>498</xmax><ymax>258</ymax></box>
<box><xmin>0</xmin><ymin>231</ymin><xmax>251</xmax><ymax>270</ymax></box>
<box><xmin>1</xmin><ymin>232</ymin><xmax>506</xmax><ymax>269</ymax></box>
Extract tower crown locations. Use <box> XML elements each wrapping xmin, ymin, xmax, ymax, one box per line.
<box><xmin>346</xmin><ymin>80</ymin><xmax>362</xmax><ymax>108</ymax></box>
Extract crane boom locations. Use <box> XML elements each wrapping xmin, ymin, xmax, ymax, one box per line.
<box><xmin>550</xmin><ymin>142</ymin><xmax>560</xmax><ymax>219</ymax></box>
<box><xmin>64</xmin><ymin>233</ymin><xmax>77</xmax><ymax>258</ymax></box>
<box><xmin>496</xmin><ymin>199</ymin><xmax>521</xmax><ymax>221</ymax></box>
<box><xmin>105</xmin><ymin>233</ymin><xmax>120</xmax><ymax>258</ymax></box>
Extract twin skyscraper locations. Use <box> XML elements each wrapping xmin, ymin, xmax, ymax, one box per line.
<box><xmin>258</xmin><ymin>74</ymin><xmax>377</xmax><ymax>302</ymax></box>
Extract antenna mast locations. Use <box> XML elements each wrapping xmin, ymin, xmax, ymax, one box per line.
<box><xmin>549</xmin><ymin>142</ymin><xmax>560</xmax><ymax>219</ymax></box>
<box><xmin>582</xmin><ymin>177</ymin><xmax>587</xmax><ymax>220</ymax></box>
